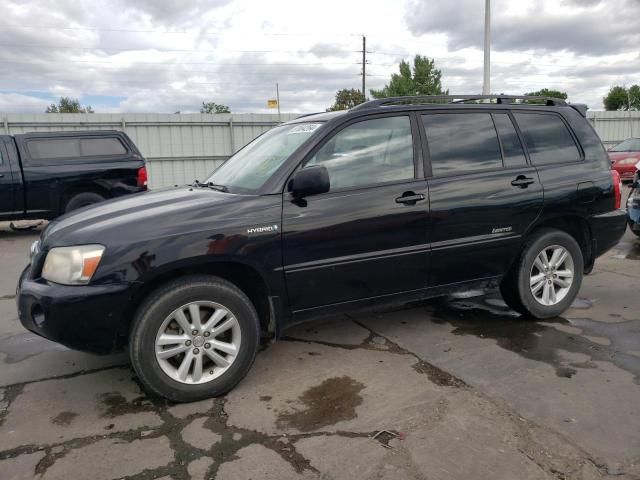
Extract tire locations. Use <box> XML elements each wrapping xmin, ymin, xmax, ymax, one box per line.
<box><xmin>64</xmin><ymin>192</ymin><xmax>106</xmax><ymax>213</ymax></box>
<box><xmin>129</xmin><ymin>275</ymin><xmax>260</xmax><ymax>402</ymax></box>
<box><xmin>500</xmin><ymin>228</ymin><xmax>583</xmax><ymax>319</ymax></box>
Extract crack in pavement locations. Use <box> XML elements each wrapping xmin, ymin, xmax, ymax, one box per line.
<box><xmin>1</xmin><ymin>316</ymin><xmax>636</xmax><ymax>479</ymax></box>
<box><xmin>346</xmin><ymin>315</ymin><xmax>624</xmax><ymax>479</ymax></box>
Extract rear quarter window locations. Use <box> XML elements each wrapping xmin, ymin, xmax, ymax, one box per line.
<box><xmin>514</xmin><ymin>112</ymin><xmax>581</xmax><ymax>165</ymax></box>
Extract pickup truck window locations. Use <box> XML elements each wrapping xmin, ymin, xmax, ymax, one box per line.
<box><xmin>28</xmin><ymin>138</ymin><xmax>80</xmax><ymax>160</ymax></box>
<box><xmin>305</xmin><ymin>116</ymin><xmax>414</xmax><ymax>191</ymax></box>
<box><xmin>422</xmin><ymin>113</ymin><xmax>502</xmax><ymax>176</ymax></box>
<box><xmin>80</xmin><ymin>138</ymin><xmax>127</xmax><ymax>156</ymax></box>
<box><xmin>27</xmin><ymin>137</ymin><xmax>127</xmax><ymax>161</ymax></box>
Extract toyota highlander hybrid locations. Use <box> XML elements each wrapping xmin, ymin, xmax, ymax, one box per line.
<box><xmin>17</xmin><ymin>95</ymin><xmax>627</xmax><ymax>402</ymax></box>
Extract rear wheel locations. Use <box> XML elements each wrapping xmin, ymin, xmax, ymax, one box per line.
<box><xmin>129</xmin><ymin>275</ymin><xmax>260</xmax><ymax>402</ymax></box>
<box><xmin>64</xmin><ymin>192</ymin><xmax>106</xmax><ymax>213</ymax></box>
<box><xmin>500</xmin><ymin>229</ymin><xmax>583</xmax><ymax>318</ymax></box>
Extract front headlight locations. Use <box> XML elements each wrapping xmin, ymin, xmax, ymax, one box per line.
<box><xmin>42</xmin><ymin>245</ymin><xmax>105</xmax><ymax>285</ymax></box>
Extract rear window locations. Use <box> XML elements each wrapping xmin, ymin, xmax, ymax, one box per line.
<box><xmin>514</xmin><ymin>113</ymin><xmax>581</xmax><ymax>165</ymax></box>
<box><xmin>27</xmin><ymin>137</ymin><xmax>127</xmax><ymax>161</ymax></box>
<box><xmin>422</xmin><ymin>113</ymin><xmax>502</xmax><ymax>176</ymax></box>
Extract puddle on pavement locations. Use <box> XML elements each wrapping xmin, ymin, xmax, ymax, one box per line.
<box><xmin>431</xmin><ymin>296</ymin><xmax>640</xmax><ymax>383</ymax></box>
<box><xmin>51</xmin><ymin>411</ymin><xmax>78</xmax><ymax>426</ymax></box>
<box><xmin>0</xmin><ymin>332</ymin><xmax>68</xmax><ymax>363</ymax></box>
<box><xmin>569</xmin><ymin>298</ymin><xmax>593</xmax><ymax>309</ymax></box>
<box><xmin>98</xmin><ymin>392</ymin><xmax>156</xmax><ymax>417</ymax></box>
<box><xmin>610</xmin><ymin>237</ymin><xmax>640</xmax><ymax>260</ymax></box>
<box><xmin>276</xmin><ymin>376</ymin><xmax>364</xmax><ymax>432</ymax></box>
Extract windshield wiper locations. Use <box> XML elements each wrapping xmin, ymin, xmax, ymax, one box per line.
<box><xmin>205</xmin><ymin>182</ymin><xmax>228</xmax><ymax>192</ymax></box>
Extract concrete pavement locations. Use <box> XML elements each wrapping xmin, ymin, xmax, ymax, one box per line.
<box><xmin>0</xmin><ymin>221</ymin><xmax>638</xmax><ymax>479</ymax></box>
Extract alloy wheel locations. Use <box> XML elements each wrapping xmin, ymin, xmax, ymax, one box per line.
<box><xmin>154</xmin><ymin>301</ymin><xmax>241</xmax><ymax>384</ymax></box>
<box><xmin>529</xmin><ymin>245</ymin><xmax>575</xmax><ymax>306</ymax></box>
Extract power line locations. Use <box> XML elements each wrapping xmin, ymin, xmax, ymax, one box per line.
<box><xmin>8</xmin><ymin>24</ymin><xmax>362</xmax><ymax>37</ymax></box>
<box><xmin>0</xmin><ymin>42</ymin><xmax>365</xmax><ymax>55</ymax></box>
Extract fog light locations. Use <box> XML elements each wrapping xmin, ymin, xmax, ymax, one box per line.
<box><xmin>32</xmin><ymin>304</ymin><xmax>45</xmax><ymax>327</ymax></box>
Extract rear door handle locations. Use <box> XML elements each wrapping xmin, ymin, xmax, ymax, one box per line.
<box><xmin>511</xmin><ymin>176</ymin><xmax>534</xmax><ymax>188</ymax></box>
<box><xmin>0</xmin><ymin>173</ymin><xmax>4</xmax><ymax>178</ymax></box>
<box><xmin>395</xmin><ymin>193</ymin><xmax>426</xmax><ymax>205</ymax></box>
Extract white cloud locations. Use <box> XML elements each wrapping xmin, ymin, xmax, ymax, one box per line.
<box><xmin>0</xmin><ymin>0</ymin><xmax>637</xmax><ymax>113</ymax></box>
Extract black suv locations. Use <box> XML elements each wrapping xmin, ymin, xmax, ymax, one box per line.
<box><xmin>17</xmin><ymin>95</ymin><xmax>627</xmax><ymax>402</ymax></box>
<box><xmin>0</xmin><ymin>130</ymin><xmax>147</xmax><ymax>221</ymax></box>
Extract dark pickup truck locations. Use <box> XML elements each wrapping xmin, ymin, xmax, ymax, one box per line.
<box><xmin>0</xmin><ymin>130</ymin><xmax>147</xmax><ymax>221</ymax></box>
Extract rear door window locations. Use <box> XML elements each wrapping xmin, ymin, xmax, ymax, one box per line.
<box><xmin>514</xmin><ymin>113</ymin><xmax>581</xmax><ymax>165</ymax></box>
<box><xmin>422</xmin><ymin>113</ymin><xmax>502</xmax><ymax>176</ymax></box>
<box><xmin>492</xmin><ymin>113</ymin><xmax>527</xmax><ymax>168</ymax></box>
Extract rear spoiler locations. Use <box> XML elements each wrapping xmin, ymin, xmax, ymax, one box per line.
<box><xmin>569</xmin><ymin>103</ymin><xmax>588</xmax><ymax>117</ymax></box>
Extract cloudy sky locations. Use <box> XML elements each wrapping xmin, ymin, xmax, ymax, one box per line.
<box><xmin>1</xmin><ymin>0</ymin><xmax>638</xmax><ymax>113</ymax></box>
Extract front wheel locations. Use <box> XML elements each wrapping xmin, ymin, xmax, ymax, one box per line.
<box><xmin>500</xmin><ymin>229</ymin><xmax>583</xmax><ymax>319</ymax></box>
<box><xmin>129</xmin><ymin>275</ymin><xmax>260</xmax><ymax>402</ymax></box>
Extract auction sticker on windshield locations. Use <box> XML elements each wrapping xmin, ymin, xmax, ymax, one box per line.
<box><xmin>287</xmin><ymin>123</ymin><xmax>322</xmax><ymax>134</ymax></box>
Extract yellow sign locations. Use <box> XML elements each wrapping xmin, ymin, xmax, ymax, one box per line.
<box><xmin>267</xmin><ymin>99</ymin><xmax>278</xmax><ymax>108</ymax></box>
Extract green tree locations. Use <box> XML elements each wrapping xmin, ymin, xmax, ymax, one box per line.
<box><xmin>200</xmin><ymin>101</ymin><xmax>230</xmax><ymax>114</ymax></box>
<box><xmin>370</xmin><ymin>55</ymin><xmax>448</xmax><ymax>99</ymax></box>
<box><xmin>45</xmin><ymin>97</ymin><xmax>94</xmax><ymax>113</ymax></box>
<box><xmin>524</xmin><ymin>88</ymin><xmax>568</xmax><ymax>100</ymax></box>
<box><xmin>602</xmin><ymin>85</ymin><xmax>640</xmax><ymax>111</ymax></box>
<box><xmin>326</xmin><ymin>88</ymin><xmax>366</xmax><ymax>111</ymax></box>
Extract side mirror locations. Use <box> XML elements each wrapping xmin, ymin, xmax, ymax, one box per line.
<box><xmin>290</xmin><ymin>166</ymin><xmax>330</xmax><ymax>199</ymax></box>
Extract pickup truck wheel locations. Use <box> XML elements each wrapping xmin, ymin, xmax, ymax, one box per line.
<box><xmin>500</xmin><ymin>229</ymin><xmax>583</xmax><ymax>319</ymax></box>
<box><xmin>64</xmin><ymin>192</ymin><xmax>106</xmax><ymax>213</ymax></box>
<box><xmin>129</xmin><ymin>275</ymin><xmax>260</xmax><ymax>402</ymax></box>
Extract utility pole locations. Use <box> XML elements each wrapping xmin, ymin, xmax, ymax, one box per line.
<box><xmin>483</xmin><ymin>0</ymin><xmax>491</xmax><ymax>95</ymax></box>
<box><xmin>362</xmin><ymin>35</ymin><xmax>366</xmax><ymax>98</ymax></box>
<box><xmin>276</xmin><ymin>83</ymin><xmax>281</xmax><ymax>123</ymax></box>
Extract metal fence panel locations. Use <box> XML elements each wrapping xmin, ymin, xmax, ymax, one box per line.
<box><xmin>1</xmin><ymin>113</ymin><xmax>298</xmax><ymax>188</ymax></box>
<box><xmin>587</xmin><ymin>111</ymin><xmax>640</xmax><ymax>147</ymax></box>
<box><xmin>6</xmin><ymin>110</ymin><xmax>639</xmax><ymax>189</ymax></box>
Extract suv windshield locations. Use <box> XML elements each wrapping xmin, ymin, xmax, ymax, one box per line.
<box><xmin>206</xmin><ymin>122</ymin><xmax>324</xmax><ymax>193</ymax></box>
<box><xmin>610</xmin><ymin>138</ymin><xmax>640</xmax><ymax>152</ymax></box>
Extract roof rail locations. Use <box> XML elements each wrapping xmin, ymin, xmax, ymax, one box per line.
<box><xmin>351</xmin><ymin>95</ymin><xmax>569</xmax><ymax>111</ymax></box>
<box><xmin>295</xmin><ymin>112</ymin><xmax>324</xmax><ymax>119</ymax></box>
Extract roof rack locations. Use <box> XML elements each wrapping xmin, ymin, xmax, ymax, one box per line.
<box><xmin>350</xmin><ymin>94</ymin><xmax>569</xmax><ymax>111</ymax></box>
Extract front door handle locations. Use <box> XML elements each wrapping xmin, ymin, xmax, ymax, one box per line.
<box><xmin>395</xmin><ymin>192</ymin><xmax>426</xmax><ymax>205</ymax></box>
<box><xmin>511</xmin><ymin>175</ymin><xmax>534</xmax><ymax>188</ymax></box>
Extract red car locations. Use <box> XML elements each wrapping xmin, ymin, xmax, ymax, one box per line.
<box><xmin>608</xmin><ymin>138</ymin><xmax>640</xmax><ymax>182</ymax></box>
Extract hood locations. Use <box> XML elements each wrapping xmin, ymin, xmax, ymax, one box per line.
<box><xmin>43</xmin><ymin>186</ymin><xmax>255</xmax><ymax>246</ymax></box>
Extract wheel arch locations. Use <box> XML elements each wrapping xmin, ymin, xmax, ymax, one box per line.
<box><xmin>118</xmin><ymin>258</ymin><xmax>275</xmax><ymax>348</ymax></box>
<box><xmin>60</xmin><ymin>183</ymin><xmax>110</xmax><ymax>213</ymax></box>
<box><xmin>523</xmin><ymin>214</ymin><xmax>594</xmax><ymax>273</ymax></box>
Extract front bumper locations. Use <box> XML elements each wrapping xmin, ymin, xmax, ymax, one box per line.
<box><xmin>589</xmin><ymin>209</ymin><xmax>629</xmax><ymax>258</ymax></box>
<box><xmin>17</xmin><ymin>265</ymin><xmax>133</xmax><ymax>354</ymax></box>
